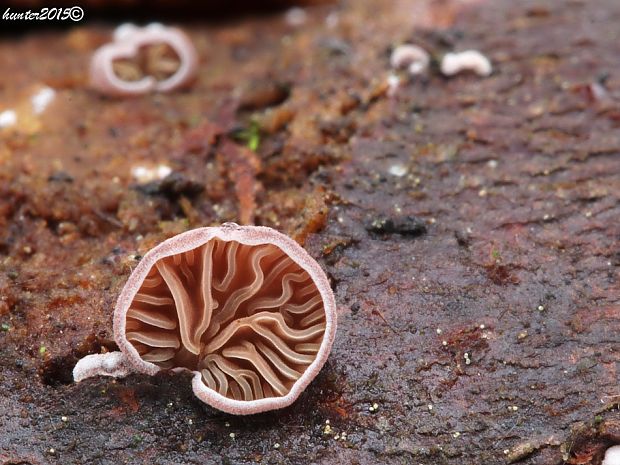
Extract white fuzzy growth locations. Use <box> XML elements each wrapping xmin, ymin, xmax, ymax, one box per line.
<box><xmin>0</xmin><ymin>110</ymin><xmax>17</xmax><ymax>128</ymax></box>
<box><xmin>603</xmin><ymin>445</ymin><xmax>620</xmax><ymax>465</ymax></box>
<box><xmin>114</xmin><ymin>23</ymin><xmax>163</xmax><ymax>42</ymax></box>
<box><xmin>131</xmin><ymin>164</ymin><xmax>172</xmax><ymax>183</ymax></box>
<box><xmin>441</xmin><ymin>50</ymin><xmax>492</xmax><ymax>77</ymax></box>
<box><xmin>31</xmin><ymin>86</ymin><xmax>56</xmax><ymax>114</ymax></box>
<box><xmin>386</xmin><ymin>73</ymin><xmax>400</xmax><ymax>97</ymax></box>
<box><xmin>73</xmin><ymin>351</ymin><xmax>131</xmax><ymax>382</ymax></box>
<box><xmin>388</xmin><ymin>164</ymin><xmax>408</xmax><ymax>177</ymax></box>
<box><xmin>390</xmin><ymin>44</ymin><xmax>430</xmax><ymax>75</ymax></box>
<box><xmin>113</xmin><ymin>23</ymin><xmax>139</xmax><ymax>41</ymax></box>
<box><xmin>156</xmin><ymin>165</ymin><xmax>172</xmax><ymax>179</ymax></box>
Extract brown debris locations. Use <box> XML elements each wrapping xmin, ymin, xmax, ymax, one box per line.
<box><xmin>237</xmin><ymin>80</ymin><xmax>290</xmax><ymax>111</ymax></box>
<box><xmin>219</xmin><ymin>139</ymin><xmax>262</xmax><ymax>225</ymax></box>
<box><xmin>176</xmin><ymin>120</ymin><xmax>224</xmax><ymax>157</ymax></box>
<box><xmin>256</xmin><ymin>105</ymin><xmax>296</xmax><ymax>134</ymax></box>
<box><xmin>290</xmin><ymin>186</ymin><xmax>330</xmax><ymax>245</ymax></box>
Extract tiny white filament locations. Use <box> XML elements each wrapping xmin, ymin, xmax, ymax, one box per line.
<box><xmin>31</xmin><ymin>86</ymin><xmax>56</xmax><ymax>114</ymax></box>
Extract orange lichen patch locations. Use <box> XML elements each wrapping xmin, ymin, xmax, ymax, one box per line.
<box><xmin>219</xmin><ymin>139</ymin><xmax>262</xmax><ymax>225</ymax></box>
<box><xmin>258</xmin><ymin>186</ymin><xmax>329</xmax><ymax>242</ymax></box>
<box><xmin>290</xmin><ymin>187</ymin><xmax>329</xmax><ymax>246</ymax></box>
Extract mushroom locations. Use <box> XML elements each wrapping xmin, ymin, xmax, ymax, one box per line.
<box><xmin>440</xmin><ymin>50</ymin><xmax>493</xmax><ymax>77</ymax></box>
<box><xmin>603</xmin><ymin>445</ymin><xmax>620</xmax><ymax>465</ymax></box>
<box><xmin>73</xmin><ymin>224</ymin><xmax>337</xmax><ymax>415</ymax></box>
<box><xmin>90</xmin><ymin>23</ymin><xmax>199</xmax><ymax>97</ymax></box>
<box><xmin>390</xmin><ymin>44</ymin><xmax>430</xmax><ymax>75</ymax></box>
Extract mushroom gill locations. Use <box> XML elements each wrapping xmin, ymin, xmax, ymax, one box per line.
<box><xmin>124</xmin><ymin>238</ymin><xmax>326</xmax><ymax>402</ymax></box>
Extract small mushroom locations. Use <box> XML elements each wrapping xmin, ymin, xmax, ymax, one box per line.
<box><xmin>90</xmin><ymin>23</ymin><xmax>198</xmax><ymax>97</ymax></box>
<box><xmin>390</xmin><ymin>44</ymin><xmax>430</xmax><ymax>75</ymax></box>
<box><xmin>603</xmin><ymin>445</ymin><xmax>620</xmax><ymax>465</ymax></box>
<box><xmin>74</xmin><ymin>224</ymin><xmax>337</xmax><ymax>415</ymax></box>
<box><xmin>440</xmin><ymin>50</ymin><xmax>492</xmax><ymax>77</ymax></box>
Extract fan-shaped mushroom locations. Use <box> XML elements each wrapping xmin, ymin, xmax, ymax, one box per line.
<box><xmin>73</xmin><ymin>224</ymin><xmax>337</xmax><ymax>415</ymax></box>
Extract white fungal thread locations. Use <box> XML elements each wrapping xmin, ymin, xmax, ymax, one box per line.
<box><xmin>440</xmin><ymin>50</ymin><xmax>492</xmax><ymax>77</ymax></box>
<box><xmin>386</xmin><ymin>73</ymin><xmax>401</xmax><ymax>98</ymax></box>
<box><xmin>390</xmin><ymin>44</ymin><xmax>430</xmax><ymax>75</ymax></box>
<box><xmin>73</xmin><ymin>352</ymin><xmax>131</xmax><ymax>382</ymax></box>
<box><xmin>0</xmin><ymin>110</ymin><xmax>17</xmax><ymax>128</ymax></box>
<box><xmin>31</xmin><ymin>87</ymin><xmax>56</xmax><ymax>115</ymax></box>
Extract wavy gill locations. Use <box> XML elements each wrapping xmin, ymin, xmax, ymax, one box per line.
<box><xmin>125</xmin><ymin>238</ymin><xmax>326</xmax><ymax>401</ymax></box>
